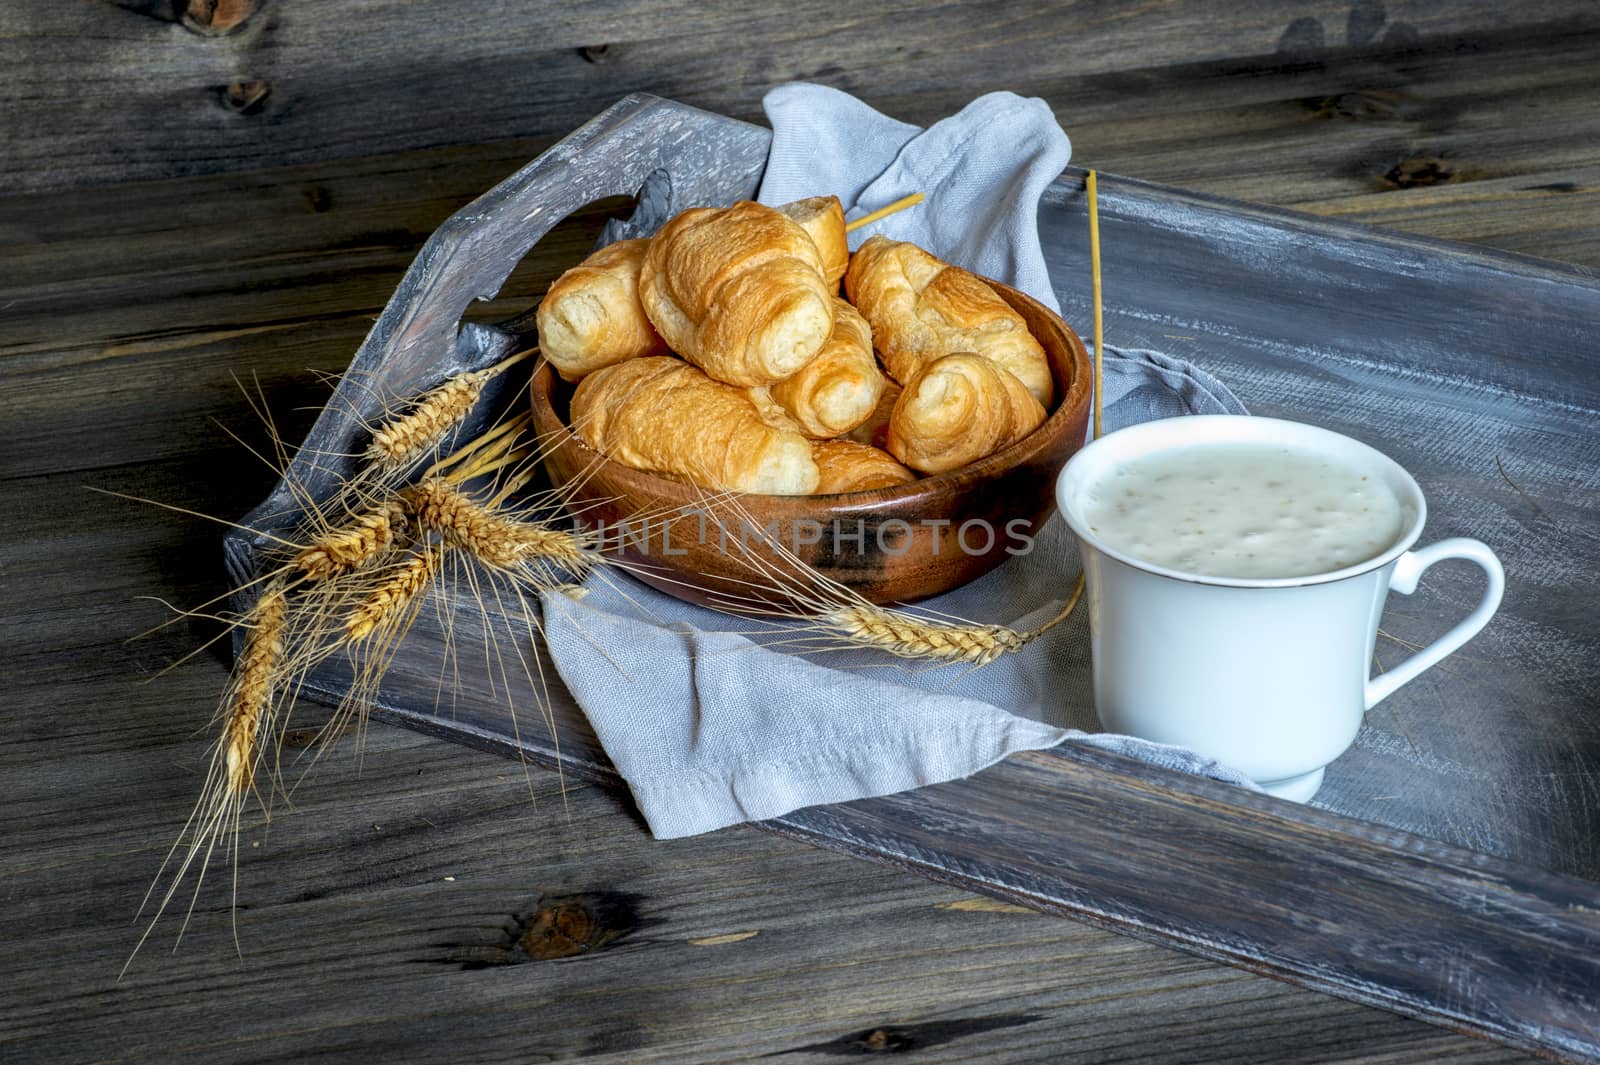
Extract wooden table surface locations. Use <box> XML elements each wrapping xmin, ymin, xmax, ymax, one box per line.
<box><xmin>5</xmin><ymin>3</ymin><xmax>1598</xmax><ymax>1062</ymax></box>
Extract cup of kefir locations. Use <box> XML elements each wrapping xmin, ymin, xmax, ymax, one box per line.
<box><xmin>1055</xmin><ymin>416</ymin><xmax>1503</xmax><ymax>802</ymax></box>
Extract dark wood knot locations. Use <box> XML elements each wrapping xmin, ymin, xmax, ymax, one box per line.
<box><xmin>517</xmin><ymin>893</ymin><xmax>639</xmax><ymax>960</ymax></box>
<box><xmin>280</xmin><ymin>720</ymin><xmax>348</xmax><ymax>748</ymax></box>
<box><xmin>778</xmin><ymin>1015</ymin><xmax>1043</xmax><ymax>1056</ymax></box>
<box><xmin>303</xmin><ymin>185</ymin><xmax>333</xmax><ymax>214</ymax></box>
<box><xmin>1385</xmin><ymin>156</ymin><xmax>1453</xmax><ymax>189</ymax></box>
<box><xmin>219</xmin><ymin>79</ymin><xmax>271</xmax><ymax>115</ymax></box>
<box><xmin>577</xmin><ymin>44</ymin><xmax>612</xmax><ymax>64</ymax></box>
<box><xmin>183</xmin><ymin>0</ymin><xmax>257</xmax><ymax>36</ymax></box>
<box><xmin>856</xmin><ymin>1028</ymin><xmax>912</xmax><ymax>1053</ymax></box>
<box><xmin>1312</xmin><ymin>90</ymin><xmax>1400</xmax><ymax>121</ymax></box>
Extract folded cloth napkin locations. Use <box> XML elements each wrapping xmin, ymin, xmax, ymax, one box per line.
<box><xmin>759</xmin><ymin>83</ymin><xmax>1070</xmax><ymax>312</ymax></box>
<box><xmin>538</xmin><ymin>85</ymin><xmax>1256</xmax><ymax>839</ymax></box>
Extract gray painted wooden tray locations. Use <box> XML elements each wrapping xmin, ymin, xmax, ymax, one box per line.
<box><xmin>224</xmin><ymin>94</ymin><xmax>1600</xmax><ymax>1061</ymax></box>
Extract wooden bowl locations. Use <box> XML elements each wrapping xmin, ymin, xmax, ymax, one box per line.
<box><xmin>529</xmin><ymin>282</ymin><xmax>1092</xmax><ymax>608</ymax></box>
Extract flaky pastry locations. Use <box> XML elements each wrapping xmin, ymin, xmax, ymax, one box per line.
<box><xmin>639</xmin><ymin>201</ymin><xmax>833</xmax><ymax>387</ymax></box>
<box><xmin>845</xmin><ymin>235</ymin><xmax>1054</xmax><ymax>406</ymax></box>
<box><xmin>571</xmin><ymin>356</ymin><xmax>819</xmax><ymax>495</ymax></box>
<box><xmin>886</xmin><ymin>352</ymin><xmax>1045</xmax><ymax>474</ymax></box>
<box><xmin>811</xmin><ymin>440</ymin><xmax>918</xmax><ymax>493</ymax></box>
<box><xmin>776</xmin><ymin>196</ymin><xmax>849</xmax><ymax>289</ymax></box>
<box><xmin>767</xmin><ymin>297</ymin><xmax>885</xmax><ymax>438</ymax></box>
<box><xmin>536</xmin><ymin>239</ymin><xmax>670</xmax><ymax>382</ymax></box>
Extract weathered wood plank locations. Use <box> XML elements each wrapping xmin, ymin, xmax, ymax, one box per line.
<box><xmin>775</xmin><ymin>749</ymin><xmax>1600</xmax><ymax>1063</ymax></box>
<box><xmin>0</xmin><ymin>196</ymin><xmax>633</xmax><ymax>481</ymax></box>
<box><xmin>3</xmin><ymin>0</ymin><xmax>1599</xmax><ymax>210</ymax></box>
<box><xmin>8</xmin><ymin>13</ymin><xmax>1600</xmax><ymax>484</ymax></box>
<box><xmin>1062</xmin><ymin>18</ymin><xmax>1600</xmax><ymax>216</ymax></box>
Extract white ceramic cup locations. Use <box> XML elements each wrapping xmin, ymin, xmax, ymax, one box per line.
<box><xmin>1055</xmin><ymin>416</ymin><xmax>1504</xmax><ymax>802</ymax></box>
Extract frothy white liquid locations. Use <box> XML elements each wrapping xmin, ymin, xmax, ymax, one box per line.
<box><xmin>1082</xmin><ymin>443</ymin><xmax>1405</xmax><ymax>579</ymax></box>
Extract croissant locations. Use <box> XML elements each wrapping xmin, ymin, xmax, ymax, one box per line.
<box><xmin>812</xmin><ymin>440</ymin><xmax>917</xmax><ymax>493</ymax></box>
<box><xmin>570</xmin><ymin>356</ymin><xmax>819</xmax><ymax>495</ymax></box>
<box><xmin>536</xmin><ymin>239</ymin><xmax>670</xmax><ymax>382</ymax></box>
<box><xmin>886</xmin><ymin>353</ymin><xmax>1046</xmax><ymax>474</ymax></box>
<box><xmin>844</xmin><ymin>379</ymin><xmax>901</xmax><ymax>451</ymax></box>
<box><xmin>845</xmin><ymin>235</ymin><xmax>1054</xmax><ymax>406</ymax></box>
<box><xmin>766</xmin><ymin>297</ymin><xmax>885</xmax><ymax>438</ymax></box>
<box><xmin>776</xmin><ymin>196</ymin><xmax>849</xmax><ymax>289</ymax></box>
<box><xmin>639</xmin><ymin>201</ymin><xmax>834</xmax><ymax>387</ymax></box>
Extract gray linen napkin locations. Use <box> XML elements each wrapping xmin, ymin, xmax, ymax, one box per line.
<box><xmin>538</xmin><ymin>85</ymin><xmax>1257</xmax><ymax>839</ymax></box>
<box><xmin>760</xmin><ymin>83</ymin><xmax>1071</xmax><ymax>311</ymax></box>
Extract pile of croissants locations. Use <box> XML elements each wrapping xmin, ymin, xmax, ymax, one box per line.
<box><xmin>536</xmin><ymin>196</ymin><xmax>1055</xmax><ymax>495</ymax></box>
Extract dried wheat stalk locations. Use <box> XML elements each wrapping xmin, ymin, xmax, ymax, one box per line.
<box><xmin>822</xmin><ymin>604</ymin><xmax>1027</xmax><ymax>666</ymax></box>
<box><xmin>346</xmin><ymin>545</ymin><xmax>444</xmax><ymax>641</ymax></box>
<box><xmin>294</xmin><ymin>498</ymin><xmax>409</xmax><ymax>580</ymax></box>
<box><xmin>222</xmin><ymin>580</ymin><xmax>287</xmax><ymax>795</ymax></box>
<box><xmin>366</xmin><ymin>370</ymin><xmax>489</xmax><ymax>470</ymax></box>
<box><xmin>364</xmin><ymin>348</ymin><xmax>539</xmax><ymax>472</ymax></box>
<box><xmin>823</xmin><ymin>571</ymin><xmax>1084</xmax><ymax>664</ymax></box>
<box><xmin>402</xmin><ymin>478</ymin><xmax>594</xmax><ymax>573</ymax></box>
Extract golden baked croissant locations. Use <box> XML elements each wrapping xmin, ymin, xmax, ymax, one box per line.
<box><xmin>844</xmin><ymin>379</ymin><xmax>900</xmax><ymax>451</ymax></box>
<box><xmin>766</xmin><ymin>297</ymin><xmax>885</xmax><ymax>438</ymax></box>
<box><xmin>570</xmin><ymin>356</ymin><xmax>819</xmax><ymax>495</ymax></box>
<box><xmin>776</xmin><ymin>196</ymin><xmax>849</xmax><ymax>289</ymax></box>
<box><xmin>886</xmin><ymin>353</ymin><xmax>1045</xmax><ymax>474</ymax></box>
<box><xmin>845</xmin><ymin>235</ymin><xmax>1054</xmax><ymax>406</ymax></box>
<box><xmin>536</xmin><ymin>239</ymin><xmax>670</xmax><ymax>382</ymax></box>
<box><xmin>812</xmin><ymin>440</ymin><xmax>917</xmax><ymax>493</ymax></box>
<box><xmin>639</xmin><ymin>201</ymin><xmax>833</xmax><ymax>387</ymax></box>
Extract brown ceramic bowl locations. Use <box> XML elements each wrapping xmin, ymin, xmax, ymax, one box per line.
<box><xmin>529</xmin><ymin>282</ymin><xmax>1092</xmax><ymax>609</ymax></box>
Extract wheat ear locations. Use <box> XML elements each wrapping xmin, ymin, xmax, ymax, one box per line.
<box><xmin>822</xmin><ymin>605</ymin><xmax>1026</xmax><ymax>666</ymax></box>
<box><xmin>402</xmin><ymin>478</ymin><xmax>594</xmax><ymax>573</ymax></box>
<box><xmin>122</xmin><ymin>580</ymin><xmax>289</xmax><ymax>977</ymax></box>
<box><xmin>365</xmin><ymin>348</ymin><xmax>540</xmax><ymax>471</ymax></box>
<box><xmin>820</xmin><ymin>572</ymin><xmax>1085</xmax><ymax>666</ymax></box>
<box><xmin>661</xmin><ymin>489</ymin><xmax>1089</xmax><ymax>666</ymax></box>
<box><xmin>346</xmin><ymin>545</ymin><xmax>444</xmax><ymax>641</ymax></box>
<box><xmin>294</xmin><ymin>498</ymin><xmax>409</xmax><ymax>580</ymax></box>
<box><xmin>366</xmin><ymin>371</ymin><xmax>489</xmax><ymax>470</ymax></box>
<box><xmin>224</xmin><ymin>581</ymin><xmax>287</xmax><ymax>795</ymax></box>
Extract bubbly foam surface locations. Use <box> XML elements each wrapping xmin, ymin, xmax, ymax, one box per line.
<box><xmin>1082</xmin><ymin>442</ymin><xmax>1404</xmax><ymax>579</ymax></box>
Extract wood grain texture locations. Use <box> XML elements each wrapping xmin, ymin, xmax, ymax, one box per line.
<box><xmin>4</xmin><ymin>0</ymin><xmax>1600</xmax><ymax>268</ymax></box>
<box><xmin>5</xmin><ymin>10</ymin><xmax>1599</xmax><ymax>1063</ymax></box>
<box><xmin>774</xmin><ymin>748</ymin><xmax>1600</xmax><ymax>1062</ymax></box>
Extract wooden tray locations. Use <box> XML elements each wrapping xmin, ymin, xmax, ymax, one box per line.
<box><xmin>224</xmin><ymin>94</ymin><xmax>1600</xmax><ymax>1062</ymax></box>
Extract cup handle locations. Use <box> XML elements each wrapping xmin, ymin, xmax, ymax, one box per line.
<box><xmin>1365</xmin><ymin>538</ymin><xmax>1504</xmax><ymax>709</ymax></box>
